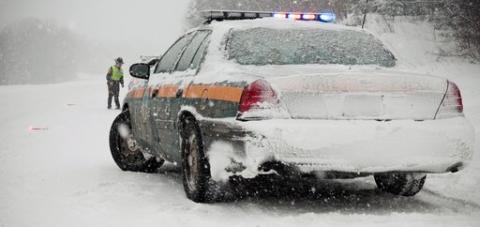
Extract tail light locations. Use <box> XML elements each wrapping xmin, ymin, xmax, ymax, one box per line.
<box><xmin>238</xmin><ymin>79</ymin><xmax>280</xmax><ymax>119</ymax></box>
<box><xmin>435</xmin><ymin>80</ymin><xmax>464</xmax><ymax>119</ymax></box>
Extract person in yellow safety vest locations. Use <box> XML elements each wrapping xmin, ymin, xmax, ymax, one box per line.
<box><xmin>106</xmin><ymin>57</ymin><xmax>125</xmax><ymax>109</ymax></box>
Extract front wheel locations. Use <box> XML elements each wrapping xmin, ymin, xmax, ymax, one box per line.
<box><xmin>374</xmin><ymin>173</ymin><xmax>426</xmax><ymax>196</ymax></box>
<box><xmin>109</xmin><ymin>110</ymin><xmax>164</xmax><ymax>172</ymax></box>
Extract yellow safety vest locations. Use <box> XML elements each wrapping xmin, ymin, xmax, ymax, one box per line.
<box><xmin>111</xmin><ymin>66</ymin><xmax>123</xmax><ymax>81</ymax></box>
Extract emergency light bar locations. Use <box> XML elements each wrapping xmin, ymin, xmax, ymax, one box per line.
<box><xmin>201</xmin><ymin>10</ymin><xmax>336</xmax><ymax>23</ymax></box>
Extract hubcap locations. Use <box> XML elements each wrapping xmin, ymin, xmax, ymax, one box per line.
<box><xmin>126</xmin><ymin>136</ymin><xmax>139</xmax><ymax>151</ymax></box>
<box><xmin>117</xmin><ymin>124</ymin><xmax>144</xmax><ymax>165</ymax></box>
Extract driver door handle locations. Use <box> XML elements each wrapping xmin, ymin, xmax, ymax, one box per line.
<box><xmin>176</xmin><ymin>88</ymin><xmax>183</xmax><ymax>98</ymax></box>
<box><xmin>151</xmin><ymin>88</ymin><xmax>159</xmax><ymax>98</ymax></box>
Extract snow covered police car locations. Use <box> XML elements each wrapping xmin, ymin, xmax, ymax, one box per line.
<box><xmin>109</xmin><ymin>10</ymin><xmax>474</xmax><ymax>202</ymax></box>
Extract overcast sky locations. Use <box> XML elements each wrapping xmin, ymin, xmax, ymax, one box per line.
<box><xmin>0</xmin><ymin>0</ymin><xmax>191</xmax><ymax>57</ymax></box>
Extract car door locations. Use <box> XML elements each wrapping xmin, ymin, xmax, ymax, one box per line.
<box><xmin>129</xmin><ymin>80</ymin><xmax>149</xmax><ymax>150</ymax></box>
<box><xmin>137</xmin><ymin>32</ymin><xmax>195</xmax><ymax>157</ymax></box>
<box><xmin>152</xmin><ymin>30</ymin><xmax>212</xmax><ymax>162</ymax></box>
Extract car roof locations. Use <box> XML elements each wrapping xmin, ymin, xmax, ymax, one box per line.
<box><xmin>197</xmin><ymin>17</ymin><xmax>365</xmax><ymax>33</ymax></box>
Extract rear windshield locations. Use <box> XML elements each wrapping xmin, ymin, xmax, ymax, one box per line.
<box><xmin>227</xmin><ymin>27</ymin><xmax>396</xmax><ymax>67</ymax></box>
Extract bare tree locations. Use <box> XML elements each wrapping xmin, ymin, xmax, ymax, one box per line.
<box><xmin>436</xmin><ymin>0</ymin><xmax>480</xmax><ymax>59</ymax></box>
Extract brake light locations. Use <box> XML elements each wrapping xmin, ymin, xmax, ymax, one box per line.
<box><xmin>238</xmin><ymin>80</ymin><xmax>279</xmax><ymax>113</ymax></box>
<box><xmin>435</xmin><ymin>80</ymin><xmax>464</xmax><ymax>119</ymax></box>
<box><xmin>451</xmin><ymin>81</ymin><xmax>463</xmax><ymax>113</ymax></box>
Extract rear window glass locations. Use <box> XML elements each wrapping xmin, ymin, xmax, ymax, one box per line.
<box><xmin>228</xmin><ymin>28</ymin><xmax>396</xmax><ymax>67</ymax></box>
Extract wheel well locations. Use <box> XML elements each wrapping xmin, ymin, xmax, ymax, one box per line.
<box><xmin>178</xmin><ymin>111</ymin><xmax>197</xmax><ymax>138</ymax></box>
<box><xmin>178</xmin><ymin>111</ymin><xmax>195</xmax><ymax>127</ymax></box>
<box><xmin>122</xmin><ymin>103</ymin><xmax>129</xmax><ymax>112</ymax></box>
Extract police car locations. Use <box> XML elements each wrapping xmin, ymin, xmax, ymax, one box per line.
<box><xmin>109</xmin><ymin>11</ymin><xmax>474</xmax><ymax>202</ymax></box>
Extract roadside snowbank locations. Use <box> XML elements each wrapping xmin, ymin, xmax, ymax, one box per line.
<box><xmin>362</xmin><ymin>15</ymin><xmax>480</xmax><ymax>205</ymax></box>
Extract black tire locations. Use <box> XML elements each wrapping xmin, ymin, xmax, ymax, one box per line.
<box><xmin>109</xmin><ymin>110</ymin><xmax>164</xmax><ymax>172</ymax></box>
<box><xmin>180</xmin><ymin>115</ymin><xmax>212</xmax><ymax>203</ymax></box>
<box><xmin>374</xmin><ymin>173</ymin><xmax>426</xmax><ymax>196</ymax></box>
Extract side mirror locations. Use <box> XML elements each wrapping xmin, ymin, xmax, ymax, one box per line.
<box><xmin>129</xmin><ymin>63</ymin><xmax>150</xmax><ymax>80</ymax></box>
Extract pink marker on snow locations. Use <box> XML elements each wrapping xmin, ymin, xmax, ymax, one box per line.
<box><xmin>28</xmin><ymin>126</ymin><xmax>49</xmax><ymax>132</ymax></box>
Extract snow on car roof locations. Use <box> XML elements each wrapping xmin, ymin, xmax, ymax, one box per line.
<box><xmin>193</xmin><ymin>17</ymin><xmax>386</xmax><ymax>84</ymax></box>
<box><xmin>204</xmin><ymin>17</ymin><xmax>365</xmax><ymax>33</ymax></box>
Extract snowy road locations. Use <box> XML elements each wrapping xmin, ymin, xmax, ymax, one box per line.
<box><xmin>0</xmin><ymin>72</ymin><xmax>479</xmax><ymax>227</ymax></box>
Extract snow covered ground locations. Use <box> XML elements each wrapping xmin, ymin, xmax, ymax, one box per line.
<box><xmin>1</xmin><ymin>16</ymin><xmax>480</xmax><ymax>227</ymax></box>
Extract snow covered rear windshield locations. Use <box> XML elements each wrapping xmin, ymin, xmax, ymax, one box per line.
<box><xmin>227</xmin><ymin>27</ymin><xmax>396</xmax><ymax>67</ymax></box>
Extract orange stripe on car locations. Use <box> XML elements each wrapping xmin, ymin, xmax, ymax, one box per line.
<box><xmin>184</xmin><ymin>85</ymin><xmax>244</xmax><ymax>103</ymax></box>
<box><xmin>157</xmin><ymin>85</ymin><xmax>179</xmax><ymax>98</ymax></box>
<box><xmin>129</xmin><ymin>84</ymin><xmax>244</xmax><ymax>103</ymax></box>
<box><xmin>184</xmin><ymin>85</ymin><xmax>209</xmax><ymax>99</ymax></box>
<box><xmin>127</xmin><ymin>87</ymin><xmax>146</xmax><ymax>99</ymax></box>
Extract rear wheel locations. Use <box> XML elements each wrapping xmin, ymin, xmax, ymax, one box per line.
<box><xmin>180</xmin><ymin>115</ymin><xmax>212</xmax><ymax>203</ymax></box>
<box><xmin>374</xmin><ymin>173</ymin><xmax>426</xmax><ymax>196</ymax></box>
<box><xmin>109</xmin><ymin>110</ymin><xmax>164</xmax><ymax>172</ymax></box>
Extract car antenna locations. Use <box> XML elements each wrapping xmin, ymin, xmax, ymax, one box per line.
<box><xmin>362</xmin><ymin>0</ymin><xmax>369</xmax><ymax>29</ymax></box>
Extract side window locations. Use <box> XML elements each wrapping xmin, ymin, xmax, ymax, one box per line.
<box><xmin>176</xmin><ymin>31</ymin><xmax>211</xmax><ymax>72</ymax></box>
<box><xmin>155</xmin><ymin>33</ymin><xmax>194</xmax><ymax>73</ymax></box>
<box><xmin>190</xmin><ymin>35</ymin><xmax>210</xmax><ymax>70</ymax></box>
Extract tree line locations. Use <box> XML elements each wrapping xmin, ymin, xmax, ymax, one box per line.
<box><xmin>185</xmin><ymin>0</ymin><xmax>480</xmax><ymax>60</ymax></box>
<box><xmin>0</xmin><ymin>18</ymin><xmax>112</xmax><ymax>85</ymax></box>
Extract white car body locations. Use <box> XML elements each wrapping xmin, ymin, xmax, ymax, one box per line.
<box><xmin>189</xmin><ymin>18</ymin><xmax>475</xmax><ymax>180</ymax></box>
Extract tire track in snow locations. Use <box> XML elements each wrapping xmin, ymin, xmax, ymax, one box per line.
<box><xmin>419</xmin><ymin>188</ymin><xmax>480</xmax><ymax>213</ymax></box>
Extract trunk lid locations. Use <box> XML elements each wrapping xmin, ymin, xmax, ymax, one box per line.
<box><xmin>268</xmin><ymin>71</ymin><xmax>447</xmax><ymax>120</ymax></box>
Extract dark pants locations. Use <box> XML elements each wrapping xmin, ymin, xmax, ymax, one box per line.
<box><xmin>107</xmin><ymin>81</ymin><xmax>120</xmax><ymax>108</ymax></box>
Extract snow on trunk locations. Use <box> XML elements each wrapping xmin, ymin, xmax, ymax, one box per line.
<box><xmin>270</xmin><ymin>71</ymin><xmax>447</xmax><ymax>120</ymax></box>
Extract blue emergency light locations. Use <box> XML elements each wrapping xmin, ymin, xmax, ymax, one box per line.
<box><xmin>318</xmin><ymin>12</ymin><xmax>336</xmax><ymax>22</ymax></box>
<box><xmin>202</xmin><ymin>10</ymin><xmax>336</xmax><ymax>23</ymax></box>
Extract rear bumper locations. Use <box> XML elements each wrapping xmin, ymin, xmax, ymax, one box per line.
<box><xmin>200</xmin><ymin>117</ymin><xmax>475</xmax><ymax>180</ymax></box>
